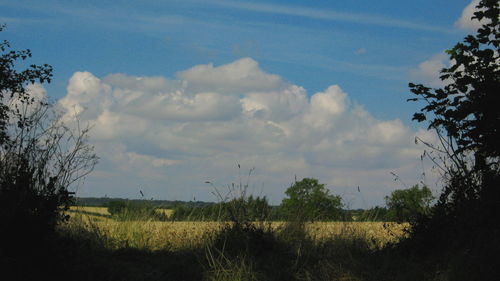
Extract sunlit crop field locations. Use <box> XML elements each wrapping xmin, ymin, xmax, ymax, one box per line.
<box><xmin>69</xmin><ymin>206</ymin><xmax>111</xmax><ymax>216</ymax></box>
<box><xmin>68</xmin><ymin>206</ymin><xmax>174</xmax><ymax>217</ymax></box>
<box><xmin>65</xmin><ymin>206</ymin><xmax>408</xmax><ymax>251</ymax></box>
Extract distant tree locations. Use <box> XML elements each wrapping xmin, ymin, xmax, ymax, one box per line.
<box><xmin>107</xmin><ymin>200</ymin><xmax>128</xmax><ymax>216</ymax></box>
<box><xmin>107</xmin><ymin>200</ymin><xmax>167</xmax><ymax>221</ymax></box>
<box><xmin>384</xmin><ymin>185</ymin><xmax>433</xmax><ymax>222</ymax></box>
<box><xmin>280</xmin><ymin>178</ymin><xmax>343</xmax><ymax>221</ymax></box>
<box><xmin>357</xmin><ymin>206</ymin><xmax>390</xmax><ymax>222</ymax></box>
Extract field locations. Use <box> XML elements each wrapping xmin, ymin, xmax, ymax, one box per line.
<box><xmin>50</xmin><ymin>206</ymin><xmax>441</xmax><ymax>281</ymax></box>
<box><xmin>65</xmin><ymin>206</ymin><xmax>408</xmax><ymax>251</ymax></box>
<box><xmin>57</xmin><ymin>206</ymin><xmax>421</xmax><ymax>281</ymax></box>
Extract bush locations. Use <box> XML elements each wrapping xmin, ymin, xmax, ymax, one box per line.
<box><xmin>0</xmin><ymin>26</ymin><xmax>97</xmax><ymax>281</ymax></box>
<box><xmin>107</xmin><ymin>200</ymin><xmax>128</xmax><ymax>216</ymax></box>
<box><xmin>205</xmin><ymin>223</ymin><xmax>295</xmax><ymax>281</ymax></box>
<box><xmin>404</xmin><ymin>1</ymin><xmax>500</xmax><ymax>278</ymax></box>
<box><xmin>0</xmin><ymin>26</ymin><xmax>97</xmax><ymax>254</ymax></box>
<box><xmin>357</xmin><ymin>206</ymin><xmax>390</xmax><ymax>222</ymax></box>
<box><xmin>170</xmin><ymin>196</ymin><xmax>272</xmax><ymax>222</ymax></box>
<box><xmin>107</xmin><ymin>200</ymin><xmax>167</xmax><ymax>221</ymax></box>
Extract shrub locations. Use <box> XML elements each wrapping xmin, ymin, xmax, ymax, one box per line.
<box><xmin>170</xmin><ymin>196</ymin><xmax>272</xmax><ymax>222</ymax></box>
<box><xmin>0</xmin><ymin>26</ymin><xmax>97</xmax><ymax>253</ymax></box>
<box><xmin>107</xmin><ymin>200</ymin><xmax>167</xmax><ymax>221</ymax></box>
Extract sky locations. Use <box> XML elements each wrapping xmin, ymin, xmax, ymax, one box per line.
<box><xmin>0</xmin><ymin>0</ymin><xmax>484</xmax><ymax>207</ymax></box>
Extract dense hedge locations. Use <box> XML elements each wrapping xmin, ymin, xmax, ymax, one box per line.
<box><xmin>170</xmin><ymin>196</ymin><xmax>273</xmax><ymax>222</ymax></box>
<box><xmin>107</xmin><ymin>200</ymin><xmax>168</xmax><ymax>221</ymax></box>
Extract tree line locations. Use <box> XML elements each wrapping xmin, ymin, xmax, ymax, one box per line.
<box><xmin>102</xmin><ymin>178</ymin><xmax>433</xmax><ymax>222</ymax></box>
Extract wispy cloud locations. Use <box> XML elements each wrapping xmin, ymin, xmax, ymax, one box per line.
<box><xmin>202</xmin><ymin>0</ymin><xmax>454</xmax><ymax>33</ymax></box>
<box><xmin>0</xmin><ymin>0</ymin><xmax>454</xmax><ymax>35</ymax></box>
<box><xmin>0</xmin><ymin>15</ymin><xmax>56</xmax><ymax>25</ymax></box>
<box><xmin>267</xmin><ymin>52</ymin><xmax>409</xmax><ymax>82</ymax></box>
<box><xmin>0</xmin><ymin>1</ymin><xmax>194</xmax><ymax>31</ymax></box>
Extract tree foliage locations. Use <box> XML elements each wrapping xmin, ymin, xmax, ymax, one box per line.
<box><xmin>409</xmin><ymin>0</ymin><xmax>499</xmax><ymax>214</ymax></box>
<box><xmin>0</xmin><ymin>26</ymin><xmax>97</xmax><ymax>253</ymax></box>
<box><xmin>409</xmin><ymin>1</ymin><xmax>499</xmax><ymax>160</ymax></box>
<box><xmin>0</xmin><ymin>25</ymin><xmax>52</xmax><ymax>145</ymax></box>
<box><xmin>407</xmin><ymin>1</ymin><xmax>500</xmax><ymax>275</ymax></box>
<box><xmin>356</xmin><ymin>206</ymin><xmax>390</xmax><ymax>222</ymax></box>
<box><xmin>384</xmin><ymin>185</ymin><xmax>433</xmax><ymax>222</ymax></box>
<box><xmin>107</xmin><ymin>200</ymin><xmax>168</xmax><ymax>221</ymax></box>
<box><xmin>280</xmin><ymin>178</ymin><xmax>343</xmax><ymax>221</ymax></box>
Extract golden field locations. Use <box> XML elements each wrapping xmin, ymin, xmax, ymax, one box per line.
<box><xmin>68</xmin><ymin>206</ymin><xmax>174</xmax><ymax>217</ymax></box>
<box><xmin>65</xmin><ymin>206</ymin><xmax>408</xmax><ymax>251</ymax></box>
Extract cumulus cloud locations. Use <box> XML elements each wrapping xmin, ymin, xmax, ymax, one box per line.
<box><xmin>305</xmin><ymin>85</ymin><xmax>349</xmax><ymax>129</ymax></box>
<box><xmin>241</xmin><ymin>85</ymin><xmax>308</xmax><ymax>121</ymax></box>
<box><xmin>455</xmin><ymin>0</ymin><xmax>488</xmax><ymax>31</ymax></box>
<box><xmin>177</xmin><ymin>57</ymin><xmax>284</xmax><ymax>94</ymax></box>
<box><xmin>409</xmin><ymin>53</ymin><xmax>451</xmax><ymax>88</ymax></box>
<box><xmin>1</xmin><ymin>83</ymin><xmax>47</xmax><ymax>112</ymax></box>
<box><xmin>58</xmin><ymin>57</ymin><xmax>435</xmax><ymax>207</ymax></box>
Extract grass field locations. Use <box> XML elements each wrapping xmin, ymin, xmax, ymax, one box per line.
<box><xmin>65</xmin><ymin>206</ymin><xmax>408</xmax><ymax>251</ymax></box>
<box><xmin>52</xmin><ymin>206</ymin><xmax>434</xmax><ymax>281</ymax></box>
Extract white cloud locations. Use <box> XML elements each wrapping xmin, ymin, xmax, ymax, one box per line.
<box><xmin>310</xmin><ymin>85</ymin><xmax>348</xmax><ymax>115</ymax></box>
<box><xmin>59</xmin><ymin>58</ymin><xmax>435</xmax><ymax>207</ymax></box>
<box><xmin>455</xmin><ymin>0</ymin><xmax>488</xmax><ymax>31</ymax></box>
<box><xmin>127</xmin><ymin>152</ymin><xmax>179</xmax><ymax>168</ymax></box>
<box><xmin>409</xmin><ymin>53</ymin><xmax>451</xmax><ymax>87</ymax></box>
<box><xmin>367</xmin><ymin>119</ymin><xmax>408</xmax><ymax>145</ymax></box>
<box><xmin>25</xmin><ymin>83</ymin><xmax>47</xmax><ymax>101</ymax></box>
<box><xmin>1</xmin><ymin>83</ymin><xmax>49</xmax><ymax>122</ymax></box>
<box><xmin>177</xmin><ymin>57</ymin><xmax>284</xmax><ymax>94</ymax></box>
<box><xmin>241</xmin><ymin>85</ymin><xmax>308</xmax><ymax>122</ymax></box>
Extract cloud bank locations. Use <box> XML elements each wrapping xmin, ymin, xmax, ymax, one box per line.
<box><xmin>59</xmin><ymin>58</ymin><xmax>434</xmax><ymax>207</ymax></box>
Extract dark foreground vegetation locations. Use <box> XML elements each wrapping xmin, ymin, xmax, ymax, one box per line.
<box><xmin>1</xmin><ymin>1</ymin><xmax>499</xmax><ymax>280</ymax></box>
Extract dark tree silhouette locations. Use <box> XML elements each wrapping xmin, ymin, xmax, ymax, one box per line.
<box><xmin>0</xmin><ymin>26</ymin><xmax>97</xmax><ymax>276</ymax></box>
<box><xmin>409</xmin><ymin>0</ymin><xmax>498</xmax><ymax>220</ymax></box>
<box><xmin>407</xmin><ymin>1</ymin><xmax>499</xmax><ymax>278</ymax></box>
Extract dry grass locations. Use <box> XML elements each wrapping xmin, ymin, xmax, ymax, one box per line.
<box><xmin>66</xmin><ymin>207</ymin><xmax>222</xmax><ymax>250</ymax></box>
<box><xmin>69</xmin><ymin>206</ymin><xmax>173</xmax><ymax>217</ymax></box>
<box><xmin>69</xmin><ymin>206</ymin><xmax>111</xmax><ymax>216</ymax></box>
<box><xmin>155</xmin><ymin>208</ymin><xmax>174</xmax><ymax>217</ymax></box>
<box><xmin>305</xmin><ymin>221</ymin><xmax>408</xmax><ymax>248</ymax></box>
<box><xmin>64</xmin><ymin>206</ymin><xmax>408</xmax><ymax>251</ymax></box>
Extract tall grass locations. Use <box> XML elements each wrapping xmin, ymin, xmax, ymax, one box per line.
<box><xmin>61</xmin><ymin>166</ymin><xmax>417</xmax><ymax>281</ymax></box>
<box><xmin>62</xmin><ymin>204</ymin><xmax>419</xmax><ymax>281</ymax></box>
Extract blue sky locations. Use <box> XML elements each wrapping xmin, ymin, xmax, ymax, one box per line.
<box><xmin>0</xmin><ymin>0</ymin><xmax>482</xmax><ymax>207</ymax></box>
